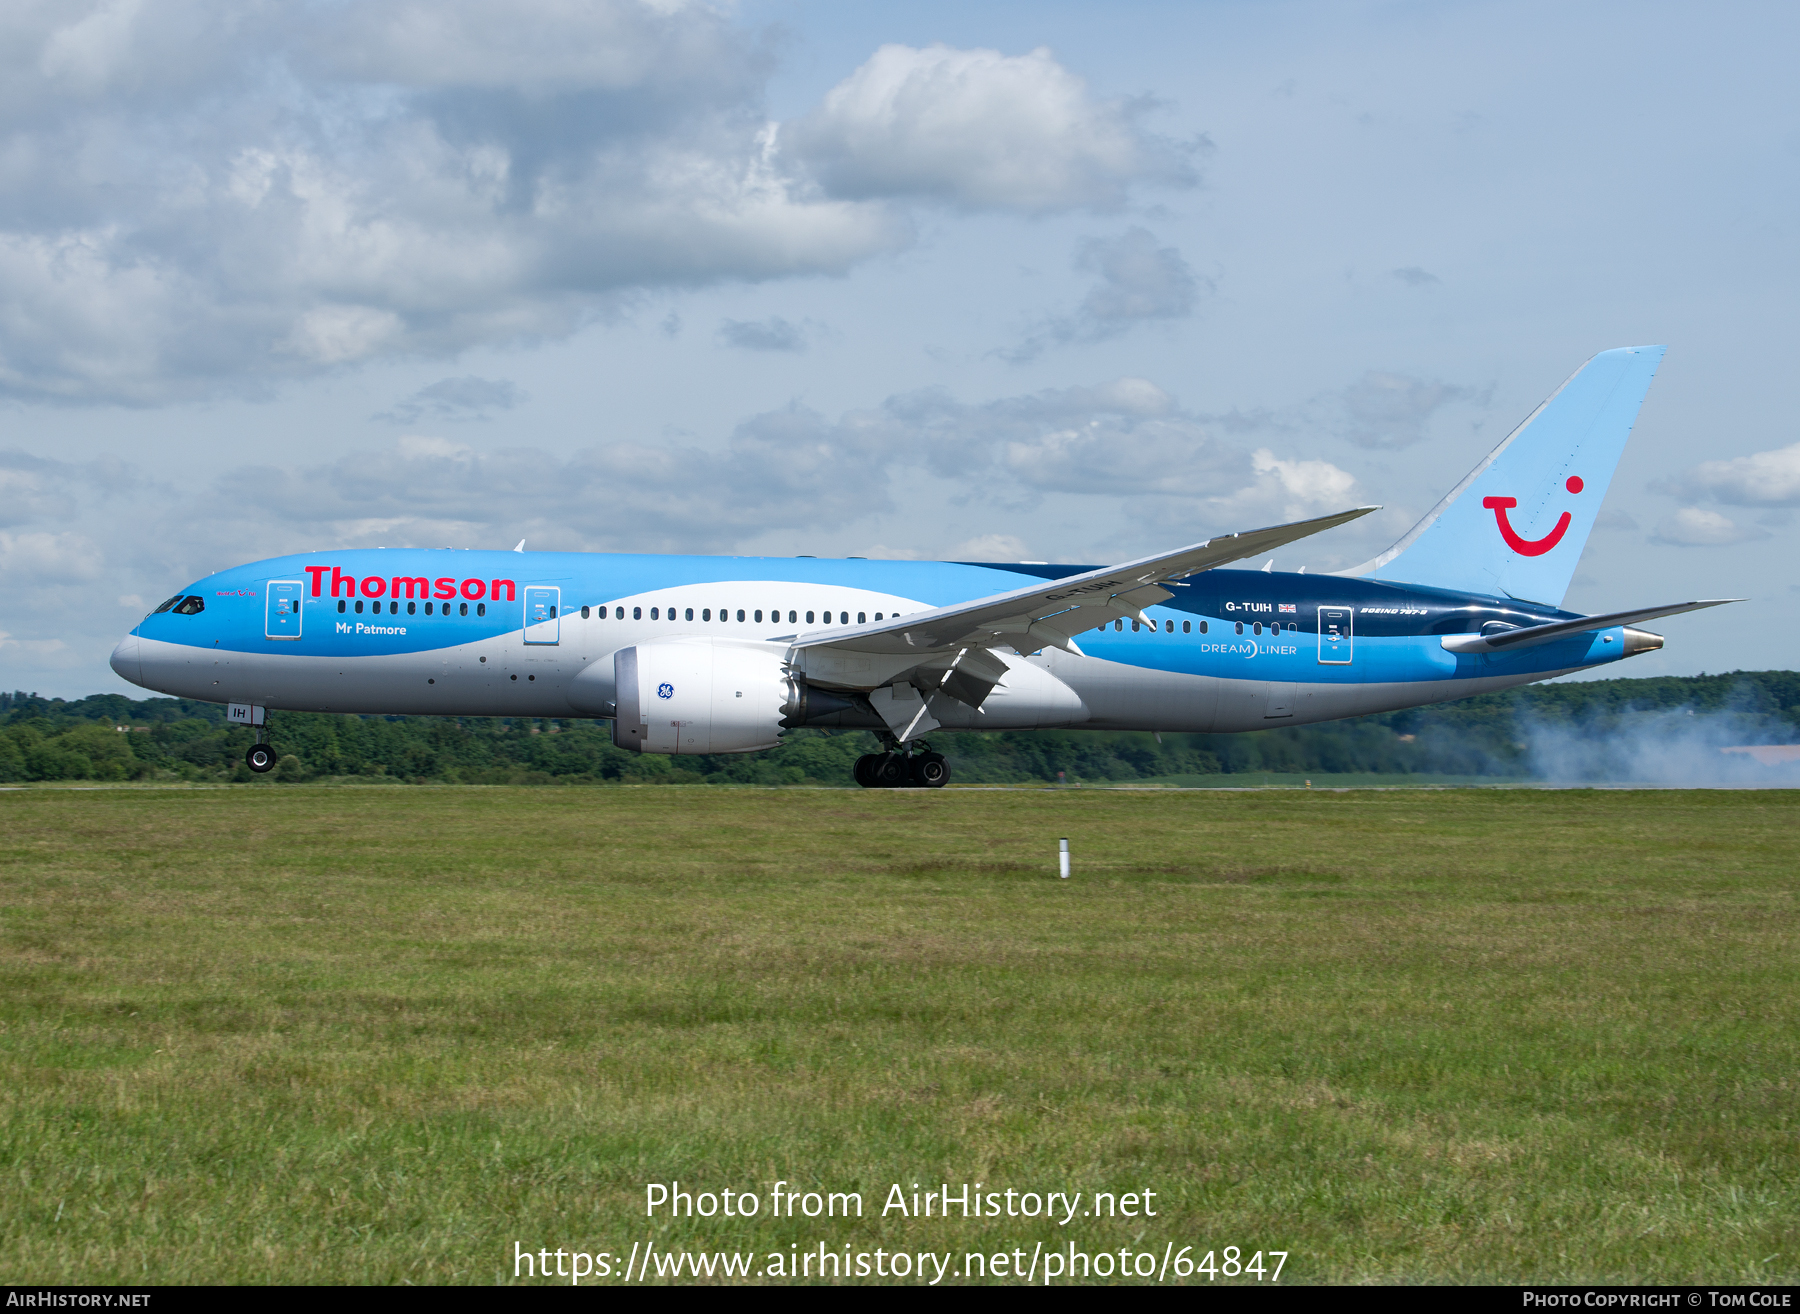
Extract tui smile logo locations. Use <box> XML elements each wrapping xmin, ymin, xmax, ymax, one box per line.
<box><xmin>1483</xmin><ymin>476</ymin><xmax>1583</xmax><ymax>556</ymax></box>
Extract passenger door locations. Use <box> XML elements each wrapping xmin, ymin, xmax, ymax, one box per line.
<box><xmin>265</xmin><ymin>580</ymin><xmax>302</xmax><ymax>640</ymax></box>
<box><xmin>1317</xmin><ymin>606</ymin><xmax>1352</xmax><ymax>664</ymax></box>
<box><xmin>523</xmin><ymin>586</ymin><xmax>560</xmax><ymax>645</ymax></box>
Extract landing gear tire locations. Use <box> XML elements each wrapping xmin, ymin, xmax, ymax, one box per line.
<box><xmin>911</xmin><ymin>753</ymin><xmax>950</xmax><ymax>789</ymax></box>
<box><xmin>872</xmin><ymin>753</ymin><xmax>910</xmax><ymax>788</ymax></box>
<box><xmin>853</xmin><ymin>754</ymin><xmax>879</xmax><ymax>789</ymax></box>
<box><xmin>246</xmin><ymin>743</ymin><xmax>277</xmax><ymax>773</ymax></box>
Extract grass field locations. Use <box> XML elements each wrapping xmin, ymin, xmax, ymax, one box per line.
<box><xmin>2</xmin><ymin>785</ymin><xmax>1797</xmax><ymax>1285</ymax></box>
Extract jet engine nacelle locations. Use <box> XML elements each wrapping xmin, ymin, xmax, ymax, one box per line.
<box><xmin>611</xmin><ymin>640</ymin><xmax>790</xmax><ymax>755</ymax></box>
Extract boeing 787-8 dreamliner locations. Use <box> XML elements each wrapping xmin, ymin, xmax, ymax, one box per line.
<box><xmin>111</xmin><ymin>347</ymin><xmax>1733</xmax><ymax>787</ymax></box>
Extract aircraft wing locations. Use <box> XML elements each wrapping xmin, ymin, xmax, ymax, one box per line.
<box><xmin>787</xmin><ymin>506</ymin><xmax>1378</xmax><ymax>732</ymax></box>
<box><xmin>1439</xmin><ymin>598</ymin><xmax>1742</xmax><ymax>654</ymax></box>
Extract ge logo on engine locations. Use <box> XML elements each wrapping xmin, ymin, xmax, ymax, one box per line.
<box><xmin>657</xmin><ymin>683</ymin><xmax>674</xmax><ymax>699</ymax></box>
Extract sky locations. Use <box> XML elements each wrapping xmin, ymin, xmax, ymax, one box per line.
<box><xmin>2</xmin><ymin>0</ymin><xmax>1796</xmax><ymax>698</ymax></box>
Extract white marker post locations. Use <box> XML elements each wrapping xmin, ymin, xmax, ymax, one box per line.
<box><xmin>1059</xmin><ymin>838</ymin><xmax>1070</xmax><ymax>880</ymax></box>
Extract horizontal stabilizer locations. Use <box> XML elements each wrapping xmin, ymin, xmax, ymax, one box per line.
<box><xmin>1439</xmin><ymin>598</ymin><xmax>1742</xmax><ymax>654</ymax></box>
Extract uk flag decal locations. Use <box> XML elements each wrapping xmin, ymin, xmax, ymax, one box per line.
<box><xmin>1278</xmin><ymin>603</ymin><xmax>1296</xmax><ymax>613</ymax></box>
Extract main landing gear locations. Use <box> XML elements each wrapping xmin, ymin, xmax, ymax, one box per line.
<box><xmin>245</xmin><ymin>743</ymin><xmax>277</xmax><ymax>773</ymax></box>
<box><xmin>854</xmin><ymin>744</ymin><xmax>950</xmax><ymax>789</ymax></box>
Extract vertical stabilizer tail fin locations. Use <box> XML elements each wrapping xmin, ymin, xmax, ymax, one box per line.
<box><xmin>1346</xmin><ymin>345</ymin><xmax>1665</xmax><ymax>606</ymax></box>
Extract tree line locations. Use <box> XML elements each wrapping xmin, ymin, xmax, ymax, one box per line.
<box><xmin>2</xmin><ymin>669</ymin><xmax>1797</xmax><ymax>787</ymax></box>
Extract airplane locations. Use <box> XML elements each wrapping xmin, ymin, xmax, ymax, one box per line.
<box><xmin>109</xmin><ymin>345</ymin><xmax>1736</xmax><ymax>787</ymax></box>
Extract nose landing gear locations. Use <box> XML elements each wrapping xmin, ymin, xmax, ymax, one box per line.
<box><xmin>233</xmin><ymin>703</ymin><xmax>278</xmax><ymax>773</ymax></box>
<box><xmin>854</xmin><ymin>743</ymin><xmax>950</xmax><ymax>789</ymax></box>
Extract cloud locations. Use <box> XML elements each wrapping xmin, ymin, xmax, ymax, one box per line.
<box><xmin>1391</xmin><ymin>266</ymin><xmax>1438</xmax><ymax>286</ymax></box>
<box><xmin>0</xmin><ymin>452</ymin><xmax>85</xmax><ymax>528</ymax></box>
<box><xmin>1338</xmin><ymin>371</ymin><xmax>1476</xmax><ymax>449</ymax></box>
<box><xmin>718</xmin><ymin>317</ymin><xmax>806</xmax><ymax>352</ymax></box>
<box><xmin>1074</xmin><ymin>228</ymin><xmax>1203</xmax><ymax>329</ymax></box>
<box><xmin>0</xmin><ymin>12</ymin><xmax>1190</xmax><ymax>405</ymax></box>
<box><xmin>212</xmin><ymin>378</ymin><xmax>1349</xmax><ymax>552</ymax></box>
<box><xmin>1003</xmin><ymin>228</ymin><xmax>1204</xmax><ymax>360</ymax></box>
<box><xmin>946</xmin><ymin>534</ymin><xmax>1032</xmax><ymax>561</ymax></box>
<box><xmin>785</xmin><ymin>44</ymin><xmax>1197</xmax><ymax>212</ymax></box>
<box><xmin>872</xmin><ymin>376</ymin><xmax>1217</xmax><ymax>492</ymax></box>
<box><xmin>0</xmin><ymin>529</ymin><xmax>105</xmax><ymax>583</ymax></box>
<box><xmin>377</xmin><ymin>376</ymin><xmax>526</xmax><ymax>424</ymax></box>
<box><xmin>1250</xmin><ymin>448</ymin><xmax>1359</xmax><ymax>514</ymax></box>
<box><xmin>0</xmin><ymin>631</ymin><xmax>68</xmax><ymax>658</ymax></box>
<box><xmin>1650</xmin><ymin>507</ymin><xmax>1768</xmax><ymax>547</ymax></box>
<box><xmin>1667</xmin><ymin>441</ymin><xmax>1800</xmax><ymax>507</ymax></box>
<box><xmin>872</xmin><ymin>377</ymin><xmax>1358</xmax><ymax>535</ymax></box>
<box><xmin>201</xmin><ymin>400</ymin><xmax>896</xmax><ymax>556</ymax></box>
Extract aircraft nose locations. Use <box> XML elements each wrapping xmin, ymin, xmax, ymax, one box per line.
<box><xmin>110</xmin><ymin>632</ymin><xmax>143</xmax><ymax>687</ymax></box>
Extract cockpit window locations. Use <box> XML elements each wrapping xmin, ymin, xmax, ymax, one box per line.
<box><xmin>152</xmin><ymin>595</ymin><xmax>183</xmax><ymax>614</ymax></box>
<box><xmin>172</xmin><ymin>596</ymin><xmax>205</xmax><ymax>615</ymax></box>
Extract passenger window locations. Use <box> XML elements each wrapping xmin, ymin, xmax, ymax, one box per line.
<box><xmin>1131</xmin><ymin>620</ymin><xmax>1140</xmax><ymax>632</ymax></box>
<box><xmin>651</xmin><ymin>607</ymin><xmax>659</xmax><ymax>620</ymax></box>
<box><xmin>1201</xmin><ymin>621</ymin><xmax>1208</xmax><ymax>634</ymax></box>
<box><xmin>1254</xmin><ymin>622</ymin><xmax>1262</xmax><ymax>635</ymax></box>
<box><xmin>460</xmin><ymin>602</ymin><xmax>468</xmax><ymax>616</ymax></box>
<box><xmin>1182</xmin><ymin>620</ymin><xmax>1191</xmax><ymax>634</ymax></box>
<box><xmin>408</xmin><ymin>601</ymin><xmax>416</xmax><ymax>615</ymax></box>
<box><xmin>858</xmin><ymin>612</ymin><xmax>866</xmax><ymax>624</ymax></box>
<box><xmin>840</xmin><ymin>611</ymin><xmax>848</xmax><ymax>624</ymax></box>
<box><xmin>1235</xmin><ymin>621</ymin><xmax>1243</xmax><ymax>635</ymax></box>
<box><xmin>581</xmin><ymin>606</ymin><xmax>590</xmax><ymax>619</ymax></box>
<box><xmin>1165</xmin><ymin>620</ymin><xmax>1173</xmax><ymax>633</ymax></box>
<box><xmin>355</xmin><ymin>600</ymin><xmax>364</xmax><ymax>614</ymax></box>
<box><xmin>703</xmin><ymin>608</ymin><xmax>711</xmax><ymax>621</ymax></box>
<box><xmin>477</xmin><ymin>603</ymin><xmax>486</xmax><ymax>617</ymax></box>
<box><xmin>875</xmin><ymin>612</ymin><xmax>883</xmax><ymax>621</ymax></box>
<box><xmin>685</xmin><ymin>608</ymin><xmax>694</xmax><ymax>621</ymax></box>
<box><xmin>788</xmin><ymin>610</ymin><xmax>797</xmax><ymax>623</ymax></box>
<box><xmin>1114</xmin><ymin>619</ymin><xmax>1123</xmax><ymax>631</ymax></box>
<box><xmin>737</xmin><ymin>609</ymin><xmax>745</xmax><ymax>622</ymax></box>
<box><xmin>806</xmin><ymin>611</ymin><xmax>815</xmax><ymax>623</ymax></box>
<box><xmin>391</xmin><ymin>602</ymin><xmax>399</xmax><ymax>615</ymax></box>
<box><xmin>615</xmin><ymin>607</ymin><xmax>623</xmax><ymax>619</ymax></box>
<box><xmin>754</xmin><ymin>609</ymin><xmax>763</xmax><ymax>622</ymax></box>
<box><xmin>633</xmin><ymin>607</ymin><xmax>642</xmax><ymax>620</ymax></box>
<box><xmin>425</xmin><ymin>602</ymin><xmax>433</xmax><ymax>615</ymax></box>
<box><xmin>337</xmin><ymin>600</ymin><xmax>346</xmax><ymax>614</ymax></box>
